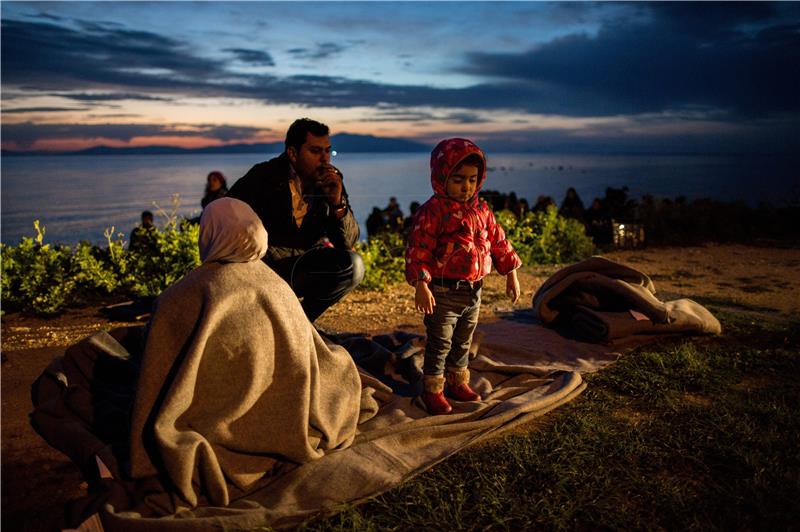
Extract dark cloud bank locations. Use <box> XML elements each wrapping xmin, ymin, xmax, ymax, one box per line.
<box><xmin>2</xmin><ymin>3</ymin><xmax>799</xmax><ymax>152</ymax></box>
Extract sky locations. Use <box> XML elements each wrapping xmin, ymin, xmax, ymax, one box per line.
<box><xmin>2</xmin><ymin>1</ymin><xmax>799</xmax><ymax>153</ymax></box>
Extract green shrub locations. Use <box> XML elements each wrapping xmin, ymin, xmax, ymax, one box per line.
<box><xmin>122</xmin><ymin>221</ymin><xmax>201</xmax><ymax>297</ymax></box>
<box><xmin>499</xmin><ymin>205</ymin><xmax>594</xmax><ymax>265</ymax></box>
<box><xmin>1</xmin><ymin>203</ymin><xmax>592</xmax><ymax>315</ymax></box>
<box><xmin>355</xmin><ymin>232</ymin><xmax>406</xmax><ymax>291</ymax></box>
<box><xmin>1</xmin><ymin>221</ymin><xmax>76</xmax><ymax>315</ymax></box>
<box><xmin>1</xmin><ymin>211</ymin><xmax>200</xmax><ymax>315</ymax></box>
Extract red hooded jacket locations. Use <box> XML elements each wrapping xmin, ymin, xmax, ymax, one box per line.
<box><xmin>405</xmin><ymin>138</ymin><xmax>522</xmax><ymax>285</ymax></box>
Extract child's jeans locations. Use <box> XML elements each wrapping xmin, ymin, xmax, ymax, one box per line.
<box><xmin>423</xmin><ymin>280</ymin><xmax>482</xmax><ymax>375</ymax></box>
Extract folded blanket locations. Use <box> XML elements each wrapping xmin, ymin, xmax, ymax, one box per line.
<box><xmin>533</xmin><ymin>256</ymin><xmax>721</xmax><ymax>342</ymax></box>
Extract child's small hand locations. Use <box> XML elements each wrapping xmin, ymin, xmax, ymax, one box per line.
<box><xmin>415</xmin><ymin>281</ymin><xmax>436</xmax><ymax>314</ymax></box>
<box><xmin>506</xmin><ymin>270</ymin><xmax>520</xmax><ymax>304</ymax></box>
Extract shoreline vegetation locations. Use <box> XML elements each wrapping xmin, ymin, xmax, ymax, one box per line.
<box><xmin>2</xmin><ymin>187</ymin><xmax>799</xmax><ymax>316</ymax></box>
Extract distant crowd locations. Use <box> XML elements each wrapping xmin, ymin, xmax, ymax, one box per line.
<box><xmin>364</xmin><ymin>186</ymin><xmax>640</xmax><ymax>247</ymax></box>
<box><xmin>128</xmin><ymin>176</ymin><xmax>643</xmax><ymax>251</ymax></box>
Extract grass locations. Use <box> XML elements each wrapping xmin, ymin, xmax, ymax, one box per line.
<box><xmin>299</xmin><ymin>310</ymin><xmax>800</xmax><ymax>531</ymax></box>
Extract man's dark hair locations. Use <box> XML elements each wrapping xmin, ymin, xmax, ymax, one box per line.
<box><xmin>285</xmin><ymin>118</ymin><xmax>330</xmax><ymax>152</ymax></box>
<box><xmin>141</xmin><ymin>210</ymin><xmax>154</xmax><ymax>220</ymax></box>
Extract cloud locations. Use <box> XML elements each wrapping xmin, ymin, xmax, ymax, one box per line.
<box><xmin>2</xmin><ymin>107</ymin><xmax>91</xmax><ymax>114</ymax></box>
<box><xmin>287</xmin><ymin>42</ymin><xmax>347</xmax><ymax>60</ymax></box>
<box><xmin>1</xmin><ymin>18</ymin><xmax>229</xmax><ymax>90</ymax></box>
<box><xmin>0</xmin><ymin>122</ymin><xmax>269</xmax><ymax>148</ymax></box>
<box><xmin>54</xmin><ymin>92</ymin><xmax>174</xmax><ymax>102</ymax></box>
<box><xmin>2</xmin><ymin>4</ymin><xmax>798</xmax><ymax>145</ymax></box>
<box><xmin>461</xmin><ymin>3</ymin><xmax>800</xmax><ymax>117</ymax></box>
<box><xmin>444</xmin><ymin>115</ymin><xmax>800</xmax><ymax>155</ymax></box>
<box><xmin>225</xmin><ymin>48</ymin><xmax>275</xmax><ymax>66</ymax></box>
<box><xmin>362</xmin><ymin>108</ymin><xmax>490</xmax><ymax>124</ymax></box>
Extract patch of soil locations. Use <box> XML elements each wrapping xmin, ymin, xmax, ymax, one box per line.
<box><xmin>2</xmin><ymin>243</ymin><xmax>799</xmax><ymax>531</ymax></box>
<box><xmin>681</xmin><ymin>393</ymin><xmax>713</xmax><ymax>408</ymax></box>
<box><xmin>605</xmin><ymin>243</ymin><xmax>800</xmax><ymax>316</ymax></box>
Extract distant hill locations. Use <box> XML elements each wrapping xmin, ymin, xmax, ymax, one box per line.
<box><xmin>1</xmin><ymin>133</ymin><xmax>428</xmax><ymax>156</ymax></box>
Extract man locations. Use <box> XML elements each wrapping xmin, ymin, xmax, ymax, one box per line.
<box><xmin>227</xmin><ymin>118</ymin><xmax>363</xmax><ymax>321</ymax></box>
<box><xmin>129</xmin><ymin>210</ymin><xmax>156</xmax><ymax>252</ymax></box>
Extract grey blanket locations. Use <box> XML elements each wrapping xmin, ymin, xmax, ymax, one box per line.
<box><xmin>532</xmin><ymin>256</ymin><xmax>722</xmax><ymax>342</ymax></box>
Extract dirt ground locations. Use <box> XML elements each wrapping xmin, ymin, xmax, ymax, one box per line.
<box><xmin>2</xmin><ymin>243</ymin><xmax>799</xmax><ymax>531</ymax></box>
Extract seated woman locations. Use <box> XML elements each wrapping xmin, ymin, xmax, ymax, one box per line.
<box><xmin>128</xmin><ymin>197</ymin><xmax>363</xmax><ymax>507</ymax></box>
<box><xmin>201</xmin><ymin>170</ymin><xmax>228</xmax><ymax>209</ymax></box>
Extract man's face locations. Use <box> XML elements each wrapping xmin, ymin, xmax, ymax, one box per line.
<box><xmin>288</xmin><ymin>133</ymin><xmax>331</xmax><ymax>185</ymax></box>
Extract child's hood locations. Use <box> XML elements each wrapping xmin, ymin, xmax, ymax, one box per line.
<box><xmin>429</xmin><ymin>138</ymin><xmax>487</xmax><ymax>198</ymax></box>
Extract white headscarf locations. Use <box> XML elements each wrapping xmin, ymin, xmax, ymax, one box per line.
<box><xmin>198</xmin><ymin>197</ymin><xmax>268</xmax><ymax>263</ymax></box>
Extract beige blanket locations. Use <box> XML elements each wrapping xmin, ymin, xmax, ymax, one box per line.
<box><xmin>532</xmin><ymin>256</ymin><xmax>722</xmax><ymax>342</ymax></box>
<box><xmin>31</xmin><ymin>316</ymin><xmax>595</xmax><ymax>530</ymax></box>
<box><xmin>128</xmin><ymin>260</ymin><xmax>364</xmax><ymax>508</ymax></box>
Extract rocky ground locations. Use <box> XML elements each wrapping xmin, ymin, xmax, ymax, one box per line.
<box><xmin>2</xmin><ymin>242</ymin><xmax>799</xmax><ymax>531</ymax></box>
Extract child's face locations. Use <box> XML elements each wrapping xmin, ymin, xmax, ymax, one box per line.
<box><xmin>446</xmin><ymin>164</ymin><xmax>479</xmax><ymax>202</ymax></box>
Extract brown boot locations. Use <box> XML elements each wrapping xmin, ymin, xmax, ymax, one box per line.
<box><xmin>446</xmin><ymin>367</ymin><xmax>480</xmax><ymax>402</ymax></box>
<box><xmin>421</xmin><ymin>375</ymin><xmax>452</xmax><ymax>415</ymax></box>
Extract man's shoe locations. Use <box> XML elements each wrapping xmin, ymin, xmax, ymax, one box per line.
<box><xmin>422</xmin><ymin>375</ymin><xmax>452</xmax><ymax>415</ymax></box>
<box><xmin>446</xmin><ymin>367</ymin><xmax>480</xmax><ymax>402</ymax></box>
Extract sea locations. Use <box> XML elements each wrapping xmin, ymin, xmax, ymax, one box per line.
<box><xmin>1</xmin><ymin>152</ymin><xmax>798</xmax><ymax>246</ymax></box>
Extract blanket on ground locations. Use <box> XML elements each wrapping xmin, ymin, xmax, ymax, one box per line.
<box><xmin>532</xmin><ymin>256</ymin><xmax>722</xmax><ymax>342</ymax></box>
<box><xmin>129</xmin><ymin>260</ymin><xmax>364</xmax><ymax>508</ymax></box>
<box><xmin>30</xmin><ymin>313</ymin><xmax>605</xmax><ymax>531</ymax></box>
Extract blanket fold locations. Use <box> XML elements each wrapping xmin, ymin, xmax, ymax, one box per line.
<box><xmin>31</xmin><ymin>318</ymin><xmax>596</xmax><ymax>530</ymax></box>
<box><xmin>128</xmin><ymin>260</ymin><xmax>363</xmax><ymax>507</ymax></box>
<box><xmin>533</xmin><ymin>256</ymin><xmax>721</xmax><ymax>342</ymax></box>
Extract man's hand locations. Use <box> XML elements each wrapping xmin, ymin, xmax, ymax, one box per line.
<box><xmin>317</xmin><ymin>165</ymin><xmax>344</xmax><ymax>207</ymax></box>
<box><xmin>415</xmin><ymin>281</ymin><xmax>436</xmax><ymax>314</ymax></box>
<box><xmin>506</xmin><ymin>269</ymin><xmax>520</xmax><ymax>303</ymax></box>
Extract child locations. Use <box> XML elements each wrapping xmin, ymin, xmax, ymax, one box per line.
<box><xmin>406</xmin><ymin>138</ymin><xmax>522</xmax><ymax>415</ymax></box>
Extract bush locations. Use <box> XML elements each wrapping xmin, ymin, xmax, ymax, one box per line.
<box><xmin>355</xmin><ymin>232</ymin><xmax>406</xmax><ymax>291</ymax></box>
<box><xmin>1</xmin><ymin>202</ymin><xmax>593</xmax><ymax>315</ymax></box>
<box><xmin>1</xmin><ymin>221</ymin><xmax>75</xmax><ymax>315</ymax></box>
<box><xmin>120</xmin><ymin>220</ymin><xmax>201</xmax><ymax>297</ymax></box>
<box><xmin>498</xmin><ymin>205</ymin><xmax>595</xmax><ymax>265</ymax></box>
<box><xmin>1</xmin><ymin>214</ymin><xmax>200</xmax><ymax>315</ymax></box>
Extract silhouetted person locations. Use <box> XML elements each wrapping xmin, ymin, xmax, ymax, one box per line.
<box><xmin>585</xmin><ymin>198</ymin><xmax>612</xmax><ymax>245</ymax></box>
<box><xmin>505</xmin><ymin>191</ymin><xmax>523</xmax><ymax>219</ymax></box>
<box><xmin>479</xmin><ymin>189</ymin><xmax>506</xmax><ymax>212</ymax></box>
<box><xmin>403</xmin><ymin>201</ymin><xmax>421</xmax><ymax>237</ymax></box>
<box><xmin>532</xmin><ymin>195</ymin><xmax>556</xmax><ymax>213</ymax></box>
<box><xmin>384</xmin><ymin>196</ymin><xmax>404</xmax><ymax>232</ymax></box>
<box><xmin>559</xmin><ymin>187</ymin><xmax>585</xmax><ymax>222</ymax></box>
<box><xmin>201</xmin><ymin>171</ymin><xmax>228</xmax><ymax>209</ymax></box>
<box><xmin>603</xmin><ymin>186</ymin><xmax>637</xmax><ymax>222</ymax></box>
<box><xmin>366</xmin><ymin>207</ymin><xmax>387</xmax><ymax>239</ymax></box>
<box><xmin>519</xmin><ymin>198</ymin><xmax>530</xmax><ymax>217</ymax></box>
<box><xmin>129</xmin><ymin>210</ymin><xmax>157</xmax><ymax>252</ymax></box>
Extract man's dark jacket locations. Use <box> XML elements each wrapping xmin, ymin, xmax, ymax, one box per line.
<box><xmin>227</xmin><ymin>153</ymin><xmax>359</xmax><ymax>263</ymax></box>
